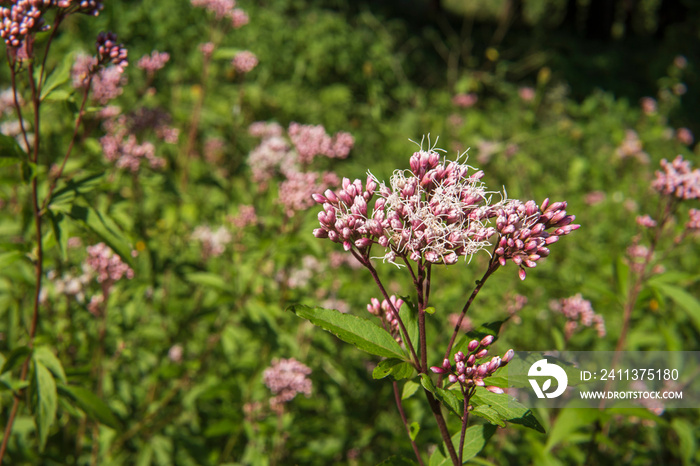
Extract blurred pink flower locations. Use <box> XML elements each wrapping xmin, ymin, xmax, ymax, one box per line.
<box><xmin>518</xmin><ymin>87</ymin><xmax>535</xmax><ymax>102</ymax></box>
<box><xmin>232</xmin><ymin>50</ymin><xmax>258</xmax><ymax>73</ymax></box>
<box><xmin>676</xmin><ymin>127</ymin><xmax>694</xmax><ymax>145</ymax></box>
<box><xmin>452</xmin><ymin>92</ymin><xmax>478</xmax><ymax>108</ymax></box>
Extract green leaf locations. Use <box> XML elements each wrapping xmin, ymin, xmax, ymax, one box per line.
<box><xmin>671</xmin><ymin>418</ymin><xmax>695</xmax><ymax>465</ymax></box>
<box><xmin>1</xmin><ymin>346</ymin><xmax>32</xmax><ymax>374</ymax></box>
<box><xmin>373</xmin><ymin>359</ymin><xmax>415</xmax><ymax>380</ymax></box>
<box><xmin>455</xmin><ymin>424</ymin><xmax>497</xmax><ymax>463</ymax></box>
<box><xmin>66</xmin><ymin>203</ymin><xmax>133</xmax><ymax>266</ymax></box>
<box><xmin>424</xmin><ymin>306</ymin><xmax>436</xmax><ymax>315</ymax></box>
<box><xmin>471</xmin><ymin>405</ymin><xmax>505</xmax><ymax>427</ymax></box>
<box><xmin>41</xmin><ymin>53</ymin><xmax>74</xmax><ymax>101</ymax></box>
<box><xmin>420</xmin><ymin>374</ymin><xmax>462</xmax><ymax>417</ymax></box>
<box><xmin>429</xmin><ymin>425</ymin><xmax>497</xmax><ymax>465</ymax></box>
<box><xmin>471</xmin><ymin>387</ymin><xmax>545</xmax><ymax>433</ymax></box>
<box><xmin>33</xmin><ymin>347</ymin><xmax>66</xmax><ymax>383</ymax></box>
<box><xmin>545</xmin><ymin>407</ymin><xmax>599</xmax><ymax>451</ymax></box>
<box><xmin>31</xmin><ymin>360</ymin><xmax>57</xmax><ymax>451</ymax></box>
<box><xmin>409</xmin><ymin>421</ymin><xmax>420</xmax><ymax>441</ymax></box>
<box><xmin>289</xmin><ymin>305</ymin><xmax>407</xmax><ymax>360</ymax></box>
<box><xmin>48</xmin><ymin>173</ymin><xmax>105</xmax><ymax>212</ymax></box>
<box><xmin>57</xmin><ymin>383</ymin><xmax>120</xmax><ymax>429</ymax></box>
<box><xmin>47</xmin><ymin>211</ymin><xmax>68</xmax><ymax>260</ymax></box>
<box><xmin>0</xmin><ymin>133</ymin><xmax>25</xmax><ymax>167</ymax></box>
<box><xmin>402</xmin><ymin>380</ymin><xmax>420</xmax><ymax>400</ymax></box>
<box><xmin>652</xmin><ymin>283</ymin><xmax>700</xmax><ymax>332</ymax></box>
<box><xmin>186</xmin><ymin>272</ymin><xmax>230</xmax><ymax>292</ymax></box>
<box><xmin>21</xmin><ymin>161</ymin><xmax>37</xmax><ymax>183</ymax></box>
<box><xmin>615</xmin><ymin>256</ymin><xmax>629</xmax><ymax>296</ymax></box>
<box><xmin>0</xmin><ymin>251</ymin><xmax>25</xmax><ymax>270</ymax></box>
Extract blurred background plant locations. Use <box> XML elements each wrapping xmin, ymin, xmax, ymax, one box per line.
<box><xmin>0</xmin><ymin>0</ymin><xmax>698</xmax><ymax>464</ymax></box>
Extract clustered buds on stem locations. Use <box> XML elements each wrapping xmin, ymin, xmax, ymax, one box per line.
<box><xmin>96</xmin><ymin>31</ymin><xmax>128</xmax><ymax>70</ymax></box>
<box><xmin>652</xmin><ymin>155</ymin><xmax>700</xmax><ymax>201</ymax></box>
<box><xmin>494</xmin><ymin>198</ymin><xmax>579</xmax><ymax>280</ymax></box>
<box><xmin>1</xmin><ymin>1</ymin><xmax>103</xmax><ymax>49</ymax></box>
<box><xmin>262</xmin><ymin>358</ymin><xmax>312</xmax><ymax>412</ymax></box>
<box><xmin>431</xmin><ymin>336</ymin><xmax>514</xmax><ymax>394</ymax></box>
<box><xmin>367</xmin><ymin>295</ymin><xmax>404</xmax><ymax>343</ymax></box>
<box><xmin>313</xmin><ymin>141</ymin><xmax>579</xmax><ymax>276</ymax></box>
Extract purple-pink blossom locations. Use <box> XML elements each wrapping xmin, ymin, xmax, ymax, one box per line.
<box><xmin>550</xmin><ymin>293</ymin><xmax>605</xmax><ymax>339</ymax></box>
<box><xmin>518</xmin><ymin>87</ymin><xmax>535</xmax><ymax>102</ymax></box>
<box><xmin>288</xmin><ymin>123</ymin><xmax>354</xmax><ymax>163</ymax></box>
<box><xmin>232</xmin><ymin>50</ymin><xmax>258</xmax><ymax>73</ymax></box>
<box><xmin>263</xmin><ymin>358</ymin><xmax>312</xmax><ymax>408</ymax></box>
<box><xmin>137</xmin><ymin>50</ymin><xmax>170</xmax><ymax>76</ymax></box>
<box><xmin>85</xmin><ymin>242</ymin><xmax>134</xmax><ymax>284</ymax></box>
<box><xmin>96</xmin><ymin>31</ymin><xmax>127</xmax><ymax>70</ymax></box>
<box><xmin>651</xmin><ymin>155</ymin><xmax>700</xmax><ymax>200</ymax></box>
<box><xmin>452</xmin><ymin>93</ymin><xmax>478</xmax><ymax>108</ymax></box>
<box><xmin>367</xmin><ymin>296</ymin><xmax>405</xmax><ymax>342</ymax></box>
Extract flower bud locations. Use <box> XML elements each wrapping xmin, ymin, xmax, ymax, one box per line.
<box><xmin>475</xmin><ymin>348</ymin><xmax>488</xmax><ymax>359</ymax></box>
<box><xmin>480</xmin><ymin>335</ymin><xmax>495</xmax><ymax>347</ymax></box>
<box><xmin>468</xmin><ymin>340</ymin><xmax>479</xmax><ymax>352</ymax></box>
<box><xmin>486</xmin><ymin>386</ymin><xmax>504</xmax><ymax>394</ymax></box>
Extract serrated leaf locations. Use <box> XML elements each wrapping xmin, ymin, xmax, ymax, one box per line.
<box><xmin>32</xmin><ymin>360</ymin><xmax>57</xmax><ymax>451</ymax></box>
<box><xmin>57</xmin><ymin>383</ymin><xmax>120</xmax><ymax>429</ymax></box>
<box><xmin>290</xmin><ymin>305</ymin><xmax>407</xmax><ymax>360</ymax></box>
<box><xmin>471</xmin><ymin>387</ymin><xmax>545</xmax><ymax>433</ymax></box>
<box><xmin>373</xmin><ymin>359</ymin><xmax>415</xmax><ymax>380</ymax></box>
<box><xmin>402</xmin><ymin>380</ymin><xmax>420</xmax><ymax>400</ymax></box>
<box><xmin>33</xmin><ymin>347</ymin><xmax>66</xmax><ymax>383</ymax></box>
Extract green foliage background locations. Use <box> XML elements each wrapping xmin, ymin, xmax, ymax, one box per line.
<box><xmin>0</xmin><ymin>0</ymin><xmax>699</xmax><ymax>464</ymax></box>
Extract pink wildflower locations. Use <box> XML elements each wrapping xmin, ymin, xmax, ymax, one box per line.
<box><xmin>452</xmin><ymin>93</ymin><xmax>478</xmax><ymax>108</ymax></box>
<box><xmin>230</xmin><ymin>8</ymin><xmax>249</xmax><ymax>28</ymax></box>
<box><xmin>673</xmin><ymin>55</ymin><xmax>688</xmax><ymax>70</ymax></box>
<box><xmin>518</xmin><ymin>87</ymin><xmax>535</xmax><ymax>102</ymax></box>
<box><xmin>640</xmin><ymin>97</ymin><xmax>657</xmax><ymax>116</ymax></box>
<box><xmin>676</xmin><ymin>128</ymin><xmax>694</xmax><ymax>146</ymax></box>
<box><xmin>263</xmin><ymin>358</ymin><xmax>312</xmax><ymax>408</ymax></box>
<box><xmin>686</xmin><ymin>209</ymin><xmax>700</xmax><ymax>231</ymax></box>
<box><xmin>232</xmin><ymin>50</ymin><xmax>258</xmax><ymax>73</ymax></box>
<box><xmin>85</xmin><ymin>242</ymin><xmax>134</xmax><ymax>284</ymax></box>
<box><xmin>651</xmin><ymin>155</ymin><xmax>700</xmax><ymax>200</ymax></box>
<box><xmin>550</xmin><ymin>294</ymin><xmax>605</xmax><ymax>339</ymax></box>
<box><xmin>367</xmin><ymin>296</ymin><xmax>405</xmax><ymax>342</ymax></box>
<box><xmin>229</xmin><ymin>205</ymin><xmax>258</xmax><ymax>228</ymax></box>
<box><xmin>616</xmin><ymin>130</ymin><xmax>649</xmax><ymax>163</ymax></box>
<box><xmin>584</xmin><ymin>191</ymin><xmax>606</xmax><ymax>206</ymax></box>
<box><xmin>137</xmin><ymin>50</ymin><xmax>170</xmax><ymax>76</ymax></box>
<box><xmin>636</xmin><ymin>215</ymin><xmax>657</xmax><ymax>228</ymax></box>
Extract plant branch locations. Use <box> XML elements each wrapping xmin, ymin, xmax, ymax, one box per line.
<box><xmin>393</xmin><ymin>381</ymin><xmax>425</xmax><ymax>466</ymax></box>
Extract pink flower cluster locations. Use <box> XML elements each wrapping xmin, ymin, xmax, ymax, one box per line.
<box><xmin>228</xmin><ymin>205</ymin><xmax>257</xmax><ymax>228</ymax></box>
<box><xmin>96</xmin><ymin>31</ymin><xmax>127</xmax><ymax>70</ymax></box>
<box><xmin>367</xmin><ymin>295</ymin><xmax>405</xmax><ymax>343</ymax></box>
<box><xmin>452</xmin><ymin>92</ymin><xmax>478</xmax><ymax>108</ymax></box>
<box><xmin>651</xmin><ymin>155</ymin><xmax>700</xmax><ymax>200</ymax></box>
<box><xmin>313</xmin><ymin>145</ymin><xmax>579</xmax><ymax>275</ymax></box>
<box><xmin>136</xmin><ymin>50</ymin><xmax>170</xmax><ymax>75</ymax></box>
<box><xmin>248</xmin><ymin>121</ymin><xmax>352</xmax><ymax>216</ymax></box>
<box><xmin>616</xmin><ymin>130</ymin><xmax>649</xmax><ymax>163</ymax></box>
<box><xmin>232</xmin><ymin>50</ymin><xmax>258</xmax><ymax>74</ymax></box>
<box><xmin>636</xmin><ymin>215</ymin><xmax>657</xmax><ymax>228</ymax></box>
<box><xmin>550</xmin><ymin>293</ymin><xmax>605</xmax><ymax>339</ymax></box>
<box><xmin>101</xmin><ymin>125</ymin><xmax>161</xmax><ymax>172</ymax></box>
<box><xmin>71</xmin><ymin>52</ymin><xmax>127</xmax><ymax>104</ymax></box>
<box><xmin>676</xmin><ymin>127</ymin><xmax>694</xmax><ymax>146</ymax></box>
<box><xmin>289</xmin><ymin>122</ymin><xmax>354</xmax><ymax>164</ymax></box>
<box><xmin>191</xmin><ymin>225</ymin><xmax>232</xmax><ymax>259</ymax></box>
<box><xmin>431</xmin><ymin>335</ymin><xmax>513</xmax><ymax>394</ymax></box>
<box><xmin>263</xmin><ymin>358</ymin><xmax>312</xmax><ymax>409</ymax></box>
<box><xmin>640</xmin><ymin>97</ymin><xmax>657</xmax><ymax>115</ymax></box>
<box><xmin>85</xmin><ymin>242</ymin><xmax>134</xmax><ymax>284</ymax></box>
<box><xmin>494</xmin><ymin>198</ymin><xmax>579</xmax><ymax>280</ymax></box>
<box><xmin>191</xmin><ymin>0</ymin><xmax>248</xmax><ymax>27</ymax></box>
<box><xmin>518</xmin><ymin>87</ymin><xmax>535</xmax><ymax>102</ymax></box>
<box><xmin>1</xmin><ymin>0</ymin><xmax>48</xmax><ymax>48</ymax></box>
<box><xmin>278</xmin><ymin>170</ymin><xmax>339</xmax><ymax>217</ymax></box>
